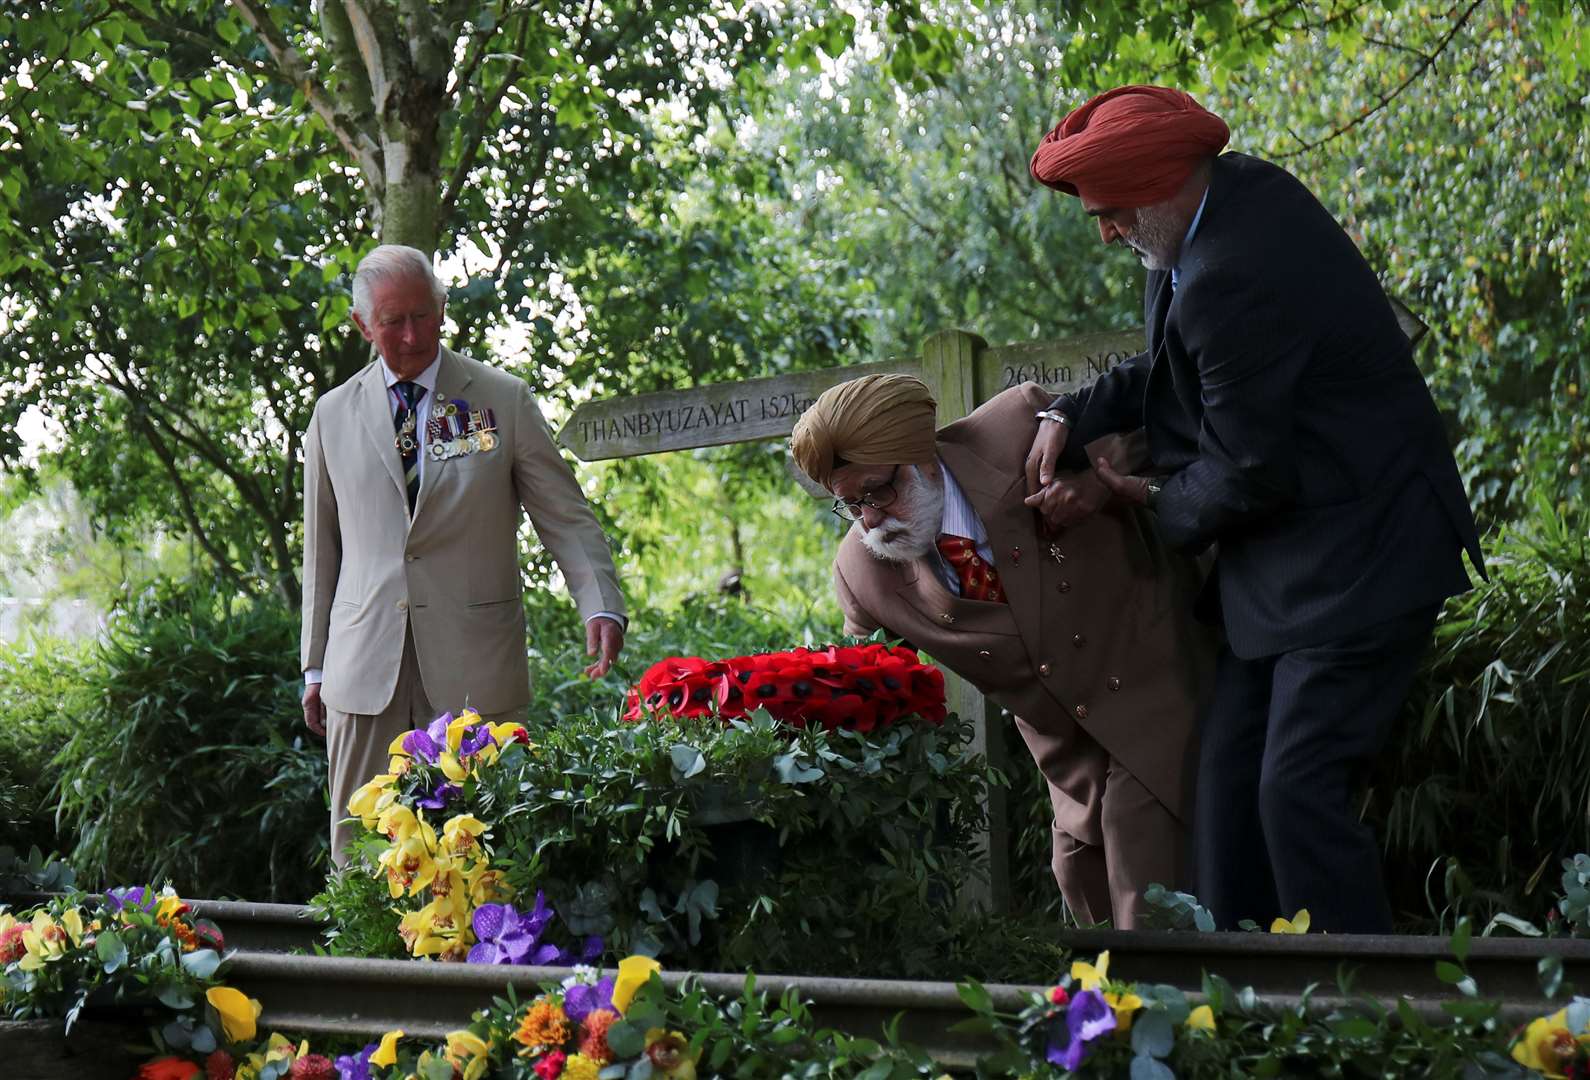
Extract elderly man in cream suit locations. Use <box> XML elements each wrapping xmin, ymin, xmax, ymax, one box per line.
<box><xmin>301</xmin><ymin>245</ymin><xmax>626</xmax><ymax>863</ymax></box>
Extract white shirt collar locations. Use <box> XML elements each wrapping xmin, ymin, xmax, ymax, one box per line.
<box><xmin>380</xmin><ymin>349</ymin><xmax>443</xmax><ymax>395</ymax></box>
<box><xmin>937</xmin><ymin>458</ymin><xmax>987</xmax><ymax>545</ymax></box>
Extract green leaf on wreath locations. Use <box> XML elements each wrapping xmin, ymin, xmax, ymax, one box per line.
<box><xmin>606</xmin><ymin>1018</ymin><xmax>646</xmax><ymax>1058</ymax></box>
<box><xmin>1130</xmin><ymin>1010</ymin><xmax>1175</xmax><ymax>1059</ymax></box>
<box><xmin>96</xmin><ymin>929</ymin><xmax>128</xmax><ymax>973</ymax></box>
<box><xmin>1130</xmin><ymin>1055</ymin><xmax>1176</xmax><ymax>1080</ymax></box>
<box><xmin>180</xmin><ymin>947</ymin><xmax>222</xmax><ymax>980</ymax></box>
<box><xmin>669</xmin><ymin>744</ymin><xmax>706</xmax><ymax>780</ymax></box>
<box><xmin>190</xmin><ymin>1025</ymin><xmax>217</xmax><ymax>1054</ymax></box>
<box><xmin>956</xmin><ymin>979</ymin><xmax>992</xmax><ymax>1014</ymax></box>
<box><xmin>157</xmin><ymin>983</ymin><xmax>195</xmax><ymax>1010</ymax></box>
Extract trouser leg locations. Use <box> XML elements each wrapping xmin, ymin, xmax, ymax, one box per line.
<box><xmin>325</xmin><ymin>629</ymin><xmax>435</xmax><ymax>866</ymax></box>
<box><xmin>1195</xmin><ymin>646</ymin><xmax>1281</xmax><ymax>929</ymax></box>
<box><xmin>1100</xmin><ymin>760</ymin><xmax>1186</xmax><ymax>930</ymax></box>
<box><xmin>1259</xmin><ymin>605</ymin><xmax>1439</xmax><ymax>934</ymax></box>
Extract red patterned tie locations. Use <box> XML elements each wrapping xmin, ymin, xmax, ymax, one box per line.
<box><xmin>936</xmin><ymin>534</ymin><xmax>1006</xmax><ymax>603</ymax></box>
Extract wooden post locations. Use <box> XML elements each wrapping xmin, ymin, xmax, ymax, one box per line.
<box><xmin>919</xmin><ymin>329</ymin><xmax>1011</xmax><ymax>915</ymax></box>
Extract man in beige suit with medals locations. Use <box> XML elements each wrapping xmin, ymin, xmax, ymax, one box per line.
<box><xmin>791</xmin><ymin>374</ymin><xmax>1212</xmax><ymax>928</ymax></box>
<box><xmin>301</xmin><ymin>245</ymin><xmax>627</xmax><ymax>864</ymax></box>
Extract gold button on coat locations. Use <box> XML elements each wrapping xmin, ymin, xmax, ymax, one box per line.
<box><xmin>1072</xmin><ymin>634</ymin><xmax>1086</xmax><ymax>647</ymax></box>
<box><xmin>1108</xmin><ymin>677</ymin><xmax>1121</xmax><ymax>691</ymax></box>
<box><xmin>1038</xmin><ymin>663</ymin><xmax>1052</xmax><ymax>677</ymax></box>
<box><xmin>1074</xmin><ymin>704</ymin><xmax>1088</xmax><ymax>719</ymax></box>
<box><xmin>979</xmin><ymin>650</ymin><xmax>992</xmax><ymax>660</ymax></box>
<box><xmin>1057</xmin><ymin>581</ymin><xmax>1072</xmax><ymax>593</ymax></box>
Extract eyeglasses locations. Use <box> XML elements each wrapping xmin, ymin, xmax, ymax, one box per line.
<box><xmin>830</xmin><ymin>466</ymin><xmax>900</xmax><ymax>521</ymax></box>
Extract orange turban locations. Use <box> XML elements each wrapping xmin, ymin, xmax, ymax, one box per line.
<box><xmin>789</xmin><ymin>374</ymin><xmax>938</xmax><ymax>491</ymax></box>
<box><xmin>1029</xmin><ymin>85</ymin><xmax>1229</xmax><ymax>207</ymax></box>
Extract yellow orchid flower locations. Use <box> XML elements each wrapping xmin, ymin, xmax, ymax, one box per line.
<box><xmin>613</xmin><ymin>955</ymin><xmax>663</xmax><ymax>1014</ymax></box>
<box><xmin>1510</xmin><ymin>1007</ymin><xmax>1590</xmax><ymax>1077</ymax></box>
<box><xmin>20</xmin><ymin>911</ymin><xmax>76</xmax><ymax>971</ymax></box>
<box><xmin>155</xmin><ymin>894</ymin><xmax>188</xmax><ymax>922</ymax></box>
<box><xmin>60</xmin><ymin>907</ymin><xmax>86</xmax><ymax>945</ymax></box>
<box><xmin>1071</xmin><ymin>951</ymin><xmax>1109</xmax><ymax>992</ymax></box>
<box><xmin>1186</xmin><ymin>1005</ymin><xmax>1216</xmax><ymax>1032</ymax></box>
<box><xmin>379</xmin><ymin>831</ymin><xmax>440</xmax><ymax>897</ymax></box>
<box><xmin>348</xmin><ymin>774</ymin><xmax>399</xmax><ymax>824</ymax></box>
<box><xmin>438</xmin><ymin>751</ymin><xmax>470</xmax><ymax>782</ymax></box>
<box><xmin>206</xmin><ymin>986</ymin><xmax>262</xmax><ymax>1043</ymax></box>
<box><xmin>444</xmin><ymin>1029</ymin><xmax>491</xmax><ymax>1080</ymax></box>
<box><xmin>1106</xmin><ymin>990</ymin><xmax>1143</xmax><ymax>1033</ymax></box>
<box><xmin>387</xmin><ymin>731</ymin><xmax>415</xmax><ymax>757</ymax></box>
<box><xmin>1270</xmin><ymin>909</ymin><xmax>1311</xmax><ymax>934</ymax></box>
<box><xmin>377</xmin><ymin>803</ymin><xmax>432</xmax><ymax>844</ymax></box>
<box><xmin>445</xmin><ymin>711</ymin><xmax>481</xmax><ymax>755</ymax></box>
<box><xmin>371</xmin><ymin>1030</ymin><xmax>404</xmax><ymax>1067</ymax></box>
<box><xmin>441</xmin><ymin>814</ymin><xmax>488</xmax><ymax>856</ymax></box>
<box><xmin>469</xmin><ymin>869</ymin><xmax>515</xmax><ymax>906</ymax></box>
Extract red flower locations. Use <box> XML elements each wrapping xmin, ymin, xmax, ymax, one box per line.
<box><xmin>289</xmin><ymin>1055</ymin><xmax>336</xmax><ymax>1080</ymax></box>
<box><xmin>534</xmin><ymin>1050</ymin><xmax>568</xmax><ymax>1079</ymax></box>
<box><xmin>137</xmin><ymin>1058</ymin><xmax>202</xmax><ymax>1080</ymax></box>
<box><xmin>204</xmin><ymin>1051</ymin><xmax>235</xmax><ymax>1080</ymax></box>
<box><xmin>0</xmin><ymin>924</ymin><xmax>25</xmax><ymax>964</ymax></box>
<box><xmin>625</xmin><ymin>644</ymin><xmax>946</xmax><ymax>733</ymax></box>
<box><xmin>1048</xmin><ymin>986</ymin><xmax>1070</xmax><ymax>1006</ymax></box>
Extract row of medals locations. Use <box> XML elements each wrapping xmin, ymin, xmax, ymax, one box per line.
<box><xmin>395</xmin><ymin>401</ymin><xmax>499</xmax><ymax>460</ymax></box>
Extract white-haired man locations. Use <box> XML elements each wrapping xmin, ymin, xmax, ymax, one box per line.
<box><xmin>301</xmin><ymin>244</ymin><xmax>626</xmax><ymax>863</ymax></box>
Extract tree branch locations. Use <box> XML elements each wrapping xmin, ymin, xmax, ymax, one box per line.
<box><xmin>1273</xmin><ymin>0</ymin><xmax>1485</xmax><ymax>158</ymax></box>
<box><xmin>438</xmin><ymin>13</ymin><xmax>528</xmax><ymax>228</ymax></box>
<box><xmin>225</xmin><ymin>0</ymin><xmax>383</xmax><ymax>186</ymax></box>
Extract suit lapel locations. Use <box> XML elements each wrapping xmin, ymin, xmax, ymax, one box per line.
<box><xmin>355</xmin><ymin>363</ymin><xmax>408</xmax><ymax>508</ymax></box>
<box><xmin>410</xmin><ymin>348</ymin><xmax>475</xmax><ymax>523</ymax></box>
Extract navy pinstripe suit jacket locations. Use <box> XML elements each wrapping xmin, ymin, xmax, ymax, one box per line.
<box><xmin>1052</xmin><ymin>152</ymin><xmax>1484</xmax><ymax>659</ymax></box>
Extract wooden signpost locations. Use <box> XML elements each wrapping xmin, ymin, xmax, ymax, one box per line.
<box><xmin>559</xmin><ymin>325</ymin><xmax>1142</xmax><ymax>913</ymax></box>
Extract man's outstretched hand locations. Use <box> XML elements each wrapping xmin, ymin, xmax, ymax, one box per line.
<box><xmin>585</xmin><ymin>615</ymin><xmax>626</xmax><ymax>678</ymax></box>
<box><xmin>302</xmin><ymin>681</ymin><xmax>327</xmax><ymax>737</ymax></box>
<box><xmin>1023</xmin><ymin>470</ymin><xmax>1113</xmax><ymax>529</ymax></box>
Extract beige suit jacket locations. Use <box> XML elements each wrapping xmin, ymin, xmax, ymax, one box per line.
<box><xmin>833</xmin><ymin>384</ymin><xmax>1213</xmax><ymax>823</ymax></box>
<box><xmin>300</xmin><ymin>347</ymin><xmax>624</xmax><ymax>716</ymax></box>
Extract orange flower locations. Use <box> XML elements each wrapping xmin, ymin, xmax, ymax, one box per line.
<box><xmin>578</xmin><ymin>1009</ymin><xmax>617</xmax><ymax>1064</ymax></box>
<box><xmin>514</xmin><ymin>997</ymin><xmax>572</xmax><ymax>1051</ymax></box>
<box><xmin>138</xmin><ymin>1057</ymin><xmax>202</xmax><ymax>1080</ymax></box>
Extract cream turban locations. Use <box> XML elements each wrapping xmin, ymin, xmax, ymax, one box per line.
<box><xmin>790</xmin><ymin>374</ymin><xmax>938</xmax><ymax>491</ymax></box>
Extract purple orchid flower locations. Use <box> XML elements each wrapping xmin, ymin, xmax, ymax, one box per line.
<box><xmin>563</xmin><ymin>974</ymin><xmax>616</xmax><ymax>1024</ymax></box>
<box><xmin>105</xmin><ymin>886</ymin><xmax>156</xmax><ymax>913</ymax></box>
<box><xmin>402</xmin><ymin>712</ymin><xmax>454</xmax><ymax>763</ymax></box>
<box><xmin>1045</xmin><ymin>988</ymin><xmax>1116</xmax><ymax>1071</ymax></box>
<box><xmin>468</xmin><ymin>892</ymin><xmax>564</xmax><ymax>965</ymax></box>
<box><xmin>458</xmin><ymin>724</ymin><xmax>496</xmax><ymax>758</ymax></box>
<box><xmin>416</xmin><ymin>781</ymin><xmax>461</xmax><ymax>810</ymax></box>
<box><xmin>333</xmin><ymin>1043</ymin><xmax>376</xmax><ymax>1080</ymax></box>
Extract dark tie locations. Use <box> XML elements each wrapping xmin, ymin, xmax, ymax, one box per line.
<box><xmin>936</xmin><ymin>534</ymin><xmax>1005</xmax><ymax>603</ymax></box>
<box><xmin>392</xmin><ymin>381</ymin><xmax>422</xmax><ymax>513</ymax></box>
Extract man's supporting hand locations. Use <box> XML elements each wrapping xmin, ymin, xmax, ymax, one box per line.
<box><xmin>1024</xmin><ymin>417</ymin><xmax>1071</xmax><ymax>497</ymax></box>
<box><xmin>1023</xmin><ymin>469</ymin><xmax>1113</xmax><ymax>529</ymax></box>
<box><xmin>302</xmin><ymin>681</ymin><xmax>327</xmax><ymax>737</ymax></box>
<box><xmin>1094</xmin><ymin>456</ymin><xmax>1153</xmax><ymax>506</ymax></box>
<box><xmin>584</xmin><ymin>615</ymin><xmax>626</xmax><ymax>678</ymax></box>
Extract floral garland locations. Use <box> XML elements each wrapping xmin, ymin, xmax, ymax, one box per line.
<box><xmin>345</xmin><ymin>709</ymin><xmax>598</xmax><ymax>964</ymax></box>
<box><xmin>622</xmin><ymin>642</ymin><xmax>947</xmax><ymax>731</ymax></box>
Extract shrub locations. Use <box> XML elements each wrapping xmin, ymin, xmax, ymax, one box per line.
<box><xmin>0</xmin><ymin>638</ymin><xmax>94</xmax><ymax>854</ymax></box>
<box><xmin>51</xmin><ymin>583</ymin><xmax>327</xmax><ymax>902</ymax></box>
<box><xmin>1375</xmin><ymin>491</ymin><xmax>1590</xmax><ymax>930</ymax></box>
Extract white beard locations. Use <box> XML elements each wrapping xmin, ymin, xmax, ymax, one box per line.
<box><xmin>856</xmin><ymin>468</ymin><xmax>946</xmax><ymax>563</ymax></box>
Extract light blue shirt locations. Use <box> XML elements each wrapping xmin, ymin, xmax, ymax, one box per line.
<box><xmin>1170</xmin><ymin>187</ymin><xmax>1210</xmax><ymax>293</ymax></box>
<box><xmin>934</xmin><ymin>460</ymin><xmax>995</xmax><ymax>595</ymax></box>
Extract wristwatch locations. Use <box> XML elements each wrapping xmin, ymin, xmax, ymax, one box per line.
<box><xmin>1035</xmin><ymin>409</ymin><xmax>1072</xmax><ymax>428</ymax></box>
<box><xmin>1144</xmin><ymin>479</ymin><xmax>1164</xmax><ymax>509</ymax></box>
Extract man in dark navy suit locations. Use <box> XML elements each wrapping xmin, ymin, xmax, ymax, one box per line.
<box><xmin>1022</xmin><ymin>85</ymin><xmax>1485</xmax><ymax>933</ymax></box>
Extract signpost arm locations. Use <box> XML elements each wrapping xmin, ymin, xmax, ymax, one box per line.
<box><xmin>919</xmin><ymin>329</ymin><xmax>1011</xmax><ymax>915</ymax></box>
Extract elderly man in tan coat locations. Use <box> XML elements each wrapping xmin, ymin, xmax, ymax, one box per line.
<box><xmin>791</xmin><ymin>374</ymin><xmax>1213</xmax><ymax>928</ymax></box>
<box><xmin>301</xmin><ymin>245</ymin><xmax>627</xmax><ymax>863</ymax></box>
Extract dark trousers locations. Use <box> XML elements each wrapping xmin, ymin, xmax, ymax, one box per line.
<box><xmin>1194</xmin><ymin>604</ymin><xmax>1439</xmax><ymax>933</ymax></box>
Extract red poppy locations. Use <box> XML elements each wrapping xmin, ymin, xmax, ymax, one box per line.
<box><xmin>137</xmin><ymin>1058</ymin><xmax>202</xmax><ymax>1080</ymax></box>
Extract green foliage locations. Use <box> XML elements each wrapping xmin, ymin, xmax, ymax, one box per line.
<box><xmin>1375</xmin><ymin>492</ymin><xmax>1590</xmax><ymax>931</ymax></box>
<box><xmin>51</xmin><ymin>583</ymin><xmax>328</xmax><ymax>902</ymax></box>
<box><xmin>0</xmin><ymin>638</ymin><xmax>93</xmax><ymax>853</ymax></box>
<box><xmin>328</xmin><ymin>703</ymin><xmax>1003</xmax><ymax>980</ymax></box>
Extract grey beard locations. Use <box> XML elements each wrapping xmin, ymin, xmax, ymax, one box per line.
<box><xmin>1125</xmin><ymin>203</ymin><xmax>1182</xmax><ymax>271</ymax></box>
